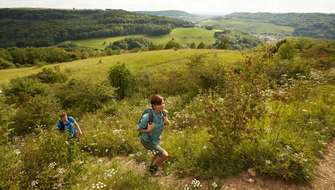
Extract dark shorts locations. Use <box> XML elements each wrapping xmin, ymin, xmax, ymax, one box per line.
<box><xmin>140</xmin><ymin>138</ymin><xmax>168</xmax><ymax>157</ymax></box>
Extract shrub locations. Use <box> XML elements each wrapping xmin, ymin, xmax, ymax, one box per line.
<box><xmin>33</xmin><ymin>66</ymin><xmax>68</xmax><ymax>84</ymax></box>
<box><xmin>3</xmin><ymin>77</ymin><xmax>49</xmax><ymax>105</ymax></box>
<box><xmin>108</xmin><ymin>63</ymin><xmax>135</xmax><ymax>99</ymax></box>
<box><xmin>10</xmin><ymin>95</ymin><xmax>60</xmax><ymax>135</ymax></box>
<box><xmin>197</xmin><ymin>42</ymin><xmax>205</xmax><ymax>49</ymax></box>
<box><xmin>0</xmin><ymin>145</ymin><xmax>22</xmax><ymax>189</ymax></box>
<box><xmin>165</xmin><ymin>40</ymin><xmax>181</xmax><ymax>49</ymax></box>
<box><xmin>19</xmin><ymin>131</ymin><xmax>83</xmax><ymax>189</ymax></box>
<box><xmin>56</xmin><ymin>79</ymin><xmax>115</xmax><ymax>114</ymax></box>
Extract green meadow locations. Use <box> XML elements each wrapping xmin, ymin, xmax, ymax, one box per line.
<box><xmin>72</xmin><ymin>28</ymin><xmax>218</xmax><ymax>49</ymax></box>
<box><xmin>0</xmin><ymin>49</ymin><xmax>242</xmax><ymax>86</ymax></box>
<box><xmin>200</xmin><ymin>18</ymin><xmax>294</xmax><ymax>35</ymax></box>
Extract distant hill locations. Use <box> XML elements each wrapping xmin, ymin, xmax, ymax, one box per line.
<box><xmin>136</xmin><ymin>10</ymin><xmax>205</xmax><ymax>22</ymax></box>
<box><xmin>136</xmin><ymin>10</ymin><xmax>193</xmax><ymax>17</ymax></box>
<box><xmin>0</xmin><ymin>8</ymin><xmax>194</xmax><ymax>48</ymax></box>
<box><xmin>224</xmin><ymin>12</ymin><xmax>335</xmax><ymax>39</ymax></box>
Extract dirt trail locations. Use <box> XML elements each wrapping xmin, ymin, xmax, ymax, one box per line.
<box><xmin>112</xmin><ymin>139</ymin><xmax>335</xmax><ymax>190</ymax></box>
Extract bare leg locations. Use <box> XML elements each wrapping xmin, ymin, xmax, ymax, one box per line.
<box><xmin>150</xmin><ymin>154</ymin><xmax>159</xmax><ymax>166</ymax></box>
<box><xmin>152</xmin><ymin>154</ymin><xmax>168</xmax><ymax>167</ymax></box>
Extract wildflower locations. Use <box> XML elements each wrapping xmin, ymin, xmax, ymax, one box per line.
<box><xmin>112</xmin><ymin>129</ymin><xmax>123</xmax><ymax>135</ymax></box>
<box><xmin>48</xmin><ymin>162</ymin><xmax>57</xmax><ymax>169</ymax></box>
<box><xmin>14</xmin><ymin>149</ymin><xmax>21</xmax><ymax>155</ymax></box>
<box><xmin>265</xmin><ymin>160</ymin><xmax>271</xmax><ymax>165</ymax></box>
<box><xmin>135</xmin><ymin>151</ymin><xmax>142</xmax><ymax>157</ymax></box>
<box><xmin>183</xmin><ymin>184</ymin><xmax>191</xmax><ymax>190</ymax></box>
<box><xmin>92</xmin><ymin>182</ymin><xmax>107</xmax><ymax>189</ymax></box>
<box><xmin>31</xmin><ymin>180</ymin><xmax>38</xmax><ymax>187</ymax></box>
<box><xmin>211</xmin><ymin>181</ymin><xmax>218</xmax><ymax>188</ymax></box>
<box><xmin>57</xmin><ymin>168</ymin><xmax>65</xmax><ymax>175</ymax></box>
<box><xmin>191</xmin><ymin>179</ymin><xmax>202</xmax><ymax>188</ymax></box>
<box><xmin>104</xmin><ymin>168</ymin><xmax>118</xmax><ymax>178</ymax></box>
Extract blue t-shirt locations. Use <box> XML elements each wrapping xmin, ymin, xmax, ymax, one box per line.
<box><xmin>57</xmin><ymin>116</ymin><xmax>77</xmax><ymax>138</ymax></box>
<box><xmin>138</xmin><ymin>111</ymin><xmax>164</xmax><ymax>145</ymax></box>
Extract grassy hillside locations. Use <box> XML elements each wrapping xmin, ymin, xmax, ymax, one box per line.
<box><xmin>200</xmin><ymin>18</ymin><xmax>294</xmax><ymax>35</ymax></box>
<box><xmin>1</xmin><ymin>38</ymin><xmax>335</xmax><ymax>189</ymax></box>
<box><xmin>223</xmin><ymin>12</ymin><xmax>335</xmax><ymax>39</ymax></box>
<box><xmin>0</xmin><ymin>8</ymin><xmax>193</xmax><ymax>48</ymax></box>
<box><xmin>0</xmin><ymin>49</ymin><xmax>242</xmax><ymax>85</ymax></box>
<box><xmin>135</xmin><ymin>10</ymin><xmax>204</xmax><ymax>22</ymax></box>
<box><xmin>72</xmin><ymin>27</ymin><xmax>218</xmax><ymax>49</ymax></box>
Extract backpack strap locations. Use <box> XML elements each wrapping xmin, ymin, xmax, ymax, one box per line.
<box><xmin>148</xmin><ymin>108</ymin><xmax>154</xmax><ymax>125</ymax></box>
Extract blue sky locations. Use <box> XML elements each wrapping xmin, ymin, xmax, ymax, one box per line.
<box><xmin>0</xmin><ymin>0</ymin><xmax>334</xmax><ymax>14</ymax></box>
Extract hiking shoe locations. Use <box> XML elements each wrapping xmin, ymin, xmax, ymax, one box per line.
<box><xmin>149</xmin><ymin>165</ymin><xmax>158</xmax><ymax>175</ymax></box>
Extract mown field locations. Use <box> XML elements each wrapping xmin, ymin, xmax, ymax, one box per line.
<box><xmin>199</xmin><ymin>18</ymin><xmax>294</xmax><ymax>35</ymax></box>
<box><xmin>72</xmin><ymin>28</ymin><xmax>218</xmax><ymax>49</ymax></box>
<box><xmin>0</xmin><ymin>49</ymin><xmax>241</xmax><ymax>86</ymax></box>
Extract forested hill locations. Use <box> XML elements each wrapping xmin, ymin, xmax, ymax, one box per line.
<box><xmin>224</xmin><ymin>12</ymin><xmax>335</xmax><ymax>39</ymax></box>
<box><xmin>135</xmin><ymin>10</ymin><xmax>204</xmax><ymax>22</ymax></box>
<box><xmin>136</xmin><ymin>10</ymin><xmax>194</xmax><ymax>17</ymax></box>
<box><xmin>0</xmin><ymin>8</ymin><xmax>194</xmax><ymax>48</ymax></box>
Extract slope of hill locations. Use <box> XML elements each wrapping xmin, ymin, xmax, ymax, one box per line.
<box><xmin>0</xmin><ymin>49</ymin><xmax>242</xmax><ymax>85</ymax></box>
<box><xmin>224</xmin><ymin>12</ymin><xmax>335</xmax><ymax>39</ymax></box>
<box><xmin>72</xmin><ymin>27</ymin><xmax>218</xmax><ymax>49</ymax></box>
<box><xmin>0</xmin><ymin>8</ymin><xmax>194</xmax><ymax>48</ymax></box>
<box><xmin>136</xmin><ymin>10</ymin><xmax>205</xmax><ymax>22</ymax></box>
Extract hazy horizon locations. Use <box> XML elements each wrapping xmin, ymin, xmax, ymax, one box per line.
<box><xmin>0</xmin><ymin>0</ymin><xmax>334</xmax><ymax>14</ymax></box>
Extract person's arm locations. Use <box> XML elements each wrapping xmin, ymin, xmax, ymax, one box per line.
<box><xmin>164</xmin><ymin>116</ymin><xmax>170</xmax><ymax>126</ymax></box>
<box><xmin>163</xmin><ymin>110</ymin><xmax>170</xmax><ymax>126</ymax></box>
<box><xmin>74</xmin><ymin>122</ymin><xmax>83</xmax><ymax>136</ymax></box>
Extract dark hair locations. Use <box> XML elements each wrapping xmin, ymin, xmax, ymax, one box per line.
<box><xmin>150</xmin><ymin>95</ymin><xmax>163</xmax><ymax>107</ymax></box>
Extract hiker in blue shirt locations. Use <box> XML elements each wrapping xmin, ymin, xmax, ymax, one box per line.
<box><xmin>56</xmin><ymin>112</ymin><xmax>83</xmax><ymax>138</ymax></box>
<box><xmin>138</xmin><ymin>95</ymin><xmax>170</xmax><ymax>175</ymax></box>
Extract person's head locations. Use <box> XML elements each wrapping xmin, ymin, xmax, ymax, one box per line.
<box><xmin>150</xmin><ymin>95</ymin><xmax>165</xmax><ymax>112</ymax></box>
<box><xmin>60</xmin><ymin>112</ymin><xmax>68</xmax><ymax>123</ymax></box>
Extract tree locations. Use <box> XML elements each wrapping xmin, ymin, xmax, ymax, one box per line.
<box><xmin>165</xmin><ymin>40</ymin><xmax>181</xmax><ymax>49</ymax></box>
<box><xmin>197</xmin><ymin>42</ymin><xmax>205</xmax><ymax>49</ymax></box>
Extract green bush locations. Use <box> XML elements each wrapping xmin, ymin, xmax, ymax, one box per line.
<box><xmin>33</xmin><ymin>67</ymin><xmax>68</xmax><ymax>84</ymax></box>
<box><xmin>80</xmin><ymin>114</ymin><xmax>140</xmax><ymax>157</ymax></box>
<box><xmin>0</xmin><ymin>96</ymin><xmax>15</xmax><ymax>144</ymax></box>
<box><xmin>10</xmin><ymin>95</ymin><xmax>60</xmax><ymax>135</ymax></box>
<box><xmin>56</xmin><ymin>79</ymin><xmax>115</xmax><ymax>114</ymax></box>
<box><xmin>0</xmin><ymin>145</ymin><xmax>22</xmax><ymax>189</ymax></box>
<box><xmin>107</xmin><ymin>38</ymin><xmax>153</xmax><ymax>50</ymax></box>
<box><xmin>108</xmin><ymin>63</ymin><xmax>135</xmax><ymax>99</ymax></box>
<box><xmin>0</xmin><ymin>57</ymin><xmax>15</xmax><ymax>69</ymax></box>
<box><xmin>165</xmin><ymin>40</ymin><xmax>181</xmax><ymax>49</ymax></box>
<box><xmin>274</xmin><ymin>41</ymin><xmax>297</xmax><ymax>60</ymax></box>
<box><xmin>197</xmin><ymin>42</ymin><xmax>206</xmax><ymax>49</ymax></box>
<box><xmin>164</xmin><ymin>128</ymin><xmax>211</xmax><ymax>176</ymax></box>
<box><xmin>3</xmin><ymin>77</ymin><xmax>49</xmax><ymax>105</ymax></box>
<box><xmin>19</xmin><ymin>131</ymin><xmax>83</xmax><ymax>189</ymax></box>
